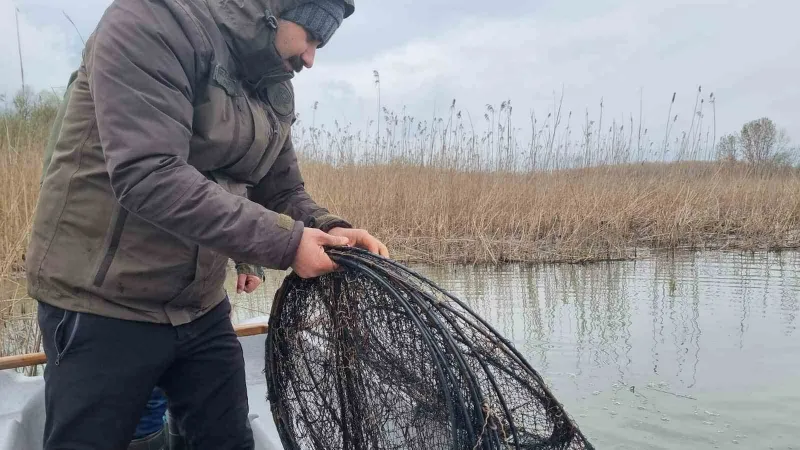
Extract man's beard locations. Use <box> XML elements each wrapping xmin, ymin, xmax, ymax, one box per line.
<box><xmin>288</xmin><ymin>56</ymin><xmax>304</xmax><ymax>73</ymax></box>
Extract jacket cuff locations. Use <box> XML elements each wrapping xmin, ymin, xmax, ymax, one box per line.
<box><xmin>278</xmin><ymin>220</ymin><xmax>305</xmax><ymax>271</ymax></box>
<box><xmin>235</xmin><ymin>263</ymin><xmax>265</xmax><ymax>281</ymax></box>
<box><xmin>309</xmin><ymin>213</ymin><xmax>352</xmax><ymax>233</ymax></box>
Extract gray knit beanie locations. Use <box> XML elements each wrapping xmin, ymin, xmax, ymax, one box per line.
<box><xmin>282</xmin><ymin>0</ymin><xmax>345</xmax><ymax>47</ymax></box>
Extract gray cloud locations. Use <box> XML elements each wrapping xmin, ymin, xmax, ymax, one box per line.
<box><xmin>3</xmin><ymin>0</ymin><xmax>798</xmax><ymax>148</ymax></box>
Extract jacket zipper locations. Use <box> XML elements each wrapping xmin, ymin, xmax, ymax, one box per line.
<box><xmin>93</xmin><ymin>209</ymin><xmax>129</xmax><ymax>287</ymax></box>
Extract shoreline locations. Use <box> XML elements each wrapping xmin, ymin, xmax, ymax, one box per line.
<box><xmin>377</xmin><ymin>235</ymin><xmax>800</xmax><ymax>266</ymax></box>
<box><xmin>4</xmin><ymin>235</ymin><xmax>800</xmax><ymax>276</ymax></box>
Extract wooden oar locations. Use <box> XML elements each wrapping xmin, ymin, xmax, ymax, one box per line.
<box><xmin>0</xmin><ymin>322</ymin><xmax>268</xmax><ymax>371</ymax></box>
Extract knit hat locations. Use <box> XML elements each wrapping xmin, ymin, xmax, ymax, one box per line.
<box><xmin>281</xmin><ymin>0</ymin><xmax>345</xmax><ymax>47</ymax></box>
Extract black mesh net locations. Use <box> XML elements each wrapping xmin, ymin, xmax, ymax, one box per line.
<box><xmin>265</xmin><ymin>247</ymin><xmax>594</xmax><ymax>450</ymax></box>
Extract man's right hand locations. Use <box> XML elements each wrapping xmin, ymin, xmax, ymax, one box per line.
<box><xmin>291</xmin><ymin>228</ymin><xmax>350</xmax><ymax>278</ymax></box>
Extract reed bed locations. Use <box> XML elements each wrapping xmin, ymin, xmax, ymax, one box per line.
<box><xmin>2</xmin><ymin>90</ymin><xmax>799</xmax><ymax>359</ymax></box>
<box><xmin>301</xmin><ymin>160</ymin><xmax>800</xmax><ymax>264</ymax></box>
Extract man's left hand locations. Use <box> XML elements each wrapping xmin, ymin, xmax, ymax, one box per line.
<box><xmin>236</xmin><ymin>274</ymin><xmax>262</xmax><ymax>294</ymax></box>
<box><xmin>328</xmin><ymin>227</ymin><xmax>389</xmax><ymax>257</ymax></box>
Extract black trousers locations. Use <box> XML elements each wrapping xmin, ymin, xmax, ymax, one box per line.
<box><xmin>37</xmin><ymin>298</ymin><xmax>255</xmax><ymax>450</ymax></box>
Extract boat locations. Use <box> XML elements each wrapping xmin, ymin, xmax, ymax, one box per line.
<box><xmin>0</xmin><ymin>317</ymin><xmax>283</xmax><ymax>450</ymax></box>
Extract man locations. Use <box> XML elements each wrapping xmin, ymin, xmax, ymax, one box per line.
<box><xmin>26</xmin><ymin>0</ymin><xmax>387</xmax><ymax>448</ymax></box>
<box><xmin>39</xmin><ymin>68</ymin><xmax>268</xmax><ymax>450</ymax></box>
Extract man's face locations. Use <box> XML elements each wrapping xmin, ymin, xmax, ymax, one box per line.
<box><xmin>275</xmin><ymin>20</ymin><xmax>322</xmax><ymax>73</ymax></box>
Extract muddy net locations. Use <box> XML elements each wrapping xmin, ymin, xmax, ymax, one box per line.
<box><xmin>265</xmin><ymin>247</ymin><xmax>594</xmax><ymax>450</ymax></box>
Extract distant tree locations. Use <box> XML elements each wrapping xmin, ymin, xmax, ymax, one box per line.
<box><xmin>739</xmin><ymin>117</ymin><xmax>790</xmax><ymax>164</ymax></box>
<box><xmin>771</xmin><ymin>150</ymin><xmax>797</xmax><ymax>168</ymax></box>
<box><xmin>717</xmin><ymin>117</ymin><xmax>796</xmax><ymax>166</ymax></box>
<box><xmin>716</xmin><ymin>134</ymin><xmax>739</xmax><ymax>162</ymax></box>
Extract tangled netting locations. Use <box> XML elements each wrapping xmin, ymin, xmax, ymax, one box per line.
<box><xmin>265</xmin><ymin>247</ymin><xmax>594</xmax><ymax>450</ymax></box>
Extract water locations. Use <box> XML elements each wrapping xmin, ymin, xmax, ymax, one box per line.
<box><xmin>4</xmin><ymin>250</ymin><xmax>799</xmax><ymax>448</ymax></box>
<box><xmin>232</xmin><ymin>250</ymin><xmax>800</xmax><ymax>449</ymax></box>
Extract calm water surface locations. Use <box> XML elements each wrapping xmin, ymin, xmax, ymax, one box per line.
<box><xmin>4</xmin><ymin>250</ymin><xmax>797</xmax><ymax>447</ymax></box>
<box><xmin>414</xmin><ymin>251</ymin><xmax>800</xmax><ymax>450</ymax></box>
<box><xmin>232</xmin><ymin>250</ymin><xmax>800</xmax><ymax>449</ymax></box>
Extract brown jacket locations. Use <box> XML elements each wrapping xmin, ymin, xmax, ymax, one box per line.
<box><xmin>26</xmin><ymin>0</ymin><xmax>354</xmax><ymax>325</ymax></box>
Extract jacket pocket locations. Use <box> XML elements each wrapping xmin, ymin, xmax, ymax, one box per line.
<box><xmin>90</xmin><ymin>209</ymin><xmax>198</xmax><ymax>306</ymax></box>
<box><xmin>222</xmin><ymin>93</ymin><xmax>273</xmax><ymax>182</ymax></box>
<box><xmin>92</xmin><ymin>205</ymin><xmax>129</xmax><ymax>287</ymax></box>
<box><xmin>190</xmin><ymin>64</ymin><xmax>244</xmax><ymax>170</ymax></box>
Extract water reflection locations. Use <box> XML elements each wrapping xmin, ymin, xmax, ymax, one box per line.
<box><xmin>407</xmin><ymin>251</ymin><xmax>800</xmax><ymax>448</ymax></box>
<box><xmin>416</xmin><ymin>251</ymin><xmax>799</xmax><ymax>393</ymax></box>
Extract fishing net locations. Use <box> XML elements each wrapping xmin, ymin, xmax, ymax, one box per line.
<box><xmin>265</xmin><ymin>246</ymin><xmax>594</xmax><ymax>450</ymax></box>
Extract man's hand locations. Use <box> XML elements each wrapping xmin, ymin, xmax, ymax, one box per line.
<box><xmin>291</xmin><ymin>228</ymin><xmax>350</xmax><ymax>279</ymax></box>
<box><xmin>236</xmin><ymin>274</ymin><xmax>262</xmax><ymax>294</ymax></box>
<box><xmin>328</xmin><ymin>227</ymin><xmax>389</xmax><ymax>257</ymax></box>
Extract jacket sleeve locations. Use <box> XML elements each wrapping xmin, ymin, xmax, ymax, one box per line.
<box><xmin>235</xmin><ymin>262</ymin><xmax>265</xmax><ymax>281</ymax></box>
<box><xmin>249</xmin><ymin>133</ymin><xmax>352</xmax><ymax>232</ymax></box>
<box><xmin>87</xmin><ymin>2</ymin><xmax>303</xmax><ymax>270</ymax></box>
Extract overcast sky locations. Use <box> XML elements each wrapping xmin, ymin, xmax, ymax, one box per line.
<box><xmin>2</xmin><ymin>0</ymin><xmax>798</xmax><ymax>151</ymax></box>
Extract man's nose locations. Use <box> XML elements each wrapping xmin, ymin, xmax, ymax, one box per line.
<box><xmin>302</xmin><ymin>47</ymin><xmax>316</xmax><ymax>68</ymax></box>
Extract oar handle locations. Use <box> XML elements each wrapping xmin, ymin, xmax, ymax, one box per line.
<box><xmin>0</xmin><ymin>322</ymin><xmax>268</xmax><ymax>371</ymax></box>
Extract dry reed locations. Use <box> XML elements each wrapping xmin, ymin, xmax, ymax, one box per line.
<box><xmin>2</xmin><ymin>90</ymin><xmax>799</xmax><ymax>359</ymax></box>
<box><xmin>1</xmin><ymin>102</ymin><xmax>54</xmax><ymax>360</ymax></box>
<box><xmin>301</xmin><ymin>160</ymin><xmax>800</xmax><ymax>264</ymax></box>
